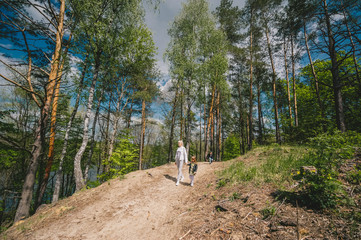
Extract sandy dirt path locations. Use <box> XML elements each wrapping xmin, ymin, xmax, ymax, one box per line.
<box><xmin>5</xmin><ymin>161</ymin><xmax>229</xmax><ymax>240</ymax></box>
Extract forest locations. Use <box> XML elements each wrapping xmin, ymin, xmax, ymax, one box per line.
<box><xmin>0</xmin><ymin>0</ymin><xmax>361</xmax><ymax>231</ymax></box>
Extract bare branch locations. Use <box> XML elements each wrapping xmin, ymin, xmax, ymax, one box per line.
<box><xmin>25</xmin><ymin>0</ymin><xmax>57</xmax><ymax>30</ymax></box>
<box><xmin>0</xmin><ymin>73</ymin><xmax>43</xmax><ymax>108</ymax></box>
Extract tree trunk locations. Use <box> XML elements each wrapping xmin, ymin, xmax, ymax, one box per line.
<box><xmin>216</xmin><ymin>93</ymin><xmax>221</xmax><ymax>161</ymax></box>
<box><xmin>168</xmin><ymin>88</ymin><xmax>179</xmax><ymax>163</ymax></box>
<box><xmin>107</xmin><ymin>83</ymin><xmax>128</xmax><ymax>169</ymax></box>
<box><xmin>237</xmin><ymin>82</ymin><xmax>245</xmax><ymax>154</ymax></box>
<box><xmin>14</xmin><ymin>0</ymin><xmax>66</xmax><ymax>222</ymax></box>
<box><xmin>84</xmin><ymin>88</ymin><xmax>104</xmax><ymax>183</ymax></box>
<box><xmin>248</xmin><ymin>14</ymin><xmax>254</xmax><ymax>150</ymax></box>
<box><xmin>303</xmin><ymin>20</ymin><xmax>325</xmax><ymax>125</ymax></box>
<box><xmin>342</xmin><ymin>4</ymin><xmax>361</xmax><ymax>88</ymax></box>
<box><xmin>37</xmin><ymin>32</ymin><xmax>72</xmax><ymax>206</ymax></box>
<box><xmin>291</xmin><ymin>34</ymin><xmax>299</xmax><ymax>127</ymax></box>
<box><xmin>103</xmin><ymin>92</ymin><xmax>112</xmax><ymax>173</ymax></box>
<box><xmin>322</xmin><ymin>0</ymin><xmax>346</xmax><ymax>132</ymax></box>
<box><xmin>73</xmin><ymin>50</ymin><xmax>101</xmax><ymax>192</ymax></box>
<box><xmin>139</xmin><ymin>99</ymin><xmax>146</xmax><ymax>170</ymax></box>
<box><xmin>52</xmin><ymin>58</ymin><xmax>88</xmax><ymax>203</ymax></box>
<box><xmin>265</xmin><ymin>20</ymin><xmax>281</xmax><ymax>143</ymax></box>
<box><xmin>199</xmin><ymin>106</ymin><xmax>202</xmax><ymax>161</ymax></box>
<box><xmin>205</xmin><ymin>86</ymin><xmax>216</xmax><ymax>156</ymax></box>
<box><xmin>126</xmin><ymin>98</ymin><xmax>134</xmax><ymax>129</ymax></box>
<box><xmin>257</xmin><ymin>79</ymin><xmax>263</xmax><ymax>144</ymax></box>
<box><xmin>283</xmin><ymin>36</ymin><xmax>293</xmax><ymax>126</ymax></box>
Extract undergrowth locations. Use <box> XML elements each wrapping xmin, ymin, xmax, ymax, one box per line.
<box><xmin>221</xmin><ymin>144</ymin><xmax>307</xmax><ymax>187</ymax></box>
<box><xmin>220</xmin><ymin>130</ymin><xmax>361</xmax><ymax>212</ymax></box>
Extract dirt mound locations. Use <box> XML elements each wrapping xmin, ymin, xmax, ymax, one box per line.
<box><xmin>3</xmin><ymin>161</ymin><xmax>231</xmax><ymax>240</ymax></box>
<box><xmin>3</xmin><ymin>154</ymin><xmax>360</xmax><ymax>240</ymax></box>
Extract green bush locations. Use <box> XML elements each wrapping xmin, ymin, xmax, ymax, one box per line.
<box><xmin>98</xmin><ymin>131</ymin><xmax>138</xmax><ymax>182</ymax></box>
<box><xmin>294</xmin><ymin>131</ymin><xmax>361</xmax><ymax>209</ymax></box>
<box><xmin>223</xmin><ymin>134</ymin><xmax>241</xmax><ymax>160</ymax></box>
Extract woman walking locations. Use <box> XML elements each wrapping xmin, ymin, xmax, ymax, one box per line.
<box><xmin>175</xmin><ymin>140</ymin><xmax>188</xmax><ymax>186</ymax></box>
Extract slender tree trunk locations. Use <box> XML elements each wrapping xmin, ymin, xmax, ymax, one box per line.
<box><xmin>84</xmin><ymin>88</ymin><xmax>104</xmax><ymax>183</ymax></box>
<box><xmin>126</xmin><ymin>98</ymin><xmax>134</xmax><ymax>129</ymax></box>
<box><xmin>283</xmin><ymin>36</ymin><xmax>293</xmax><ymax>126</ymax></box>
<box><xmin>257</xmin><ymin>79</ymin><xmax>263</xmax><ymax>144</ymax></box>
<box><xmin>322</xmin><ymin>0</ymin><xmax>346</xmax><ymax>132</ymax></box>
<box><xmin>303</xmin><ymin>21</ymin><xmax>325</xmax><ymax>124</ymax></box>
<box><xmin>217</xmin><ymin>93</ymin><xmax>221</xmax><ymax>161</ymax></box>
<box><xmin>103</xmin><ymin>92</ymin><xmax>112</xmax><ymax>173</ymax></box>
<box><xmin>37</xmin><ymin>32</ymin><xmax>72</xmax><ymax>206</ymax></box>
<box><xmin>14</xmin><ymin>0</ymin><xmax>65</xmax><ymax>222</ymax></box>
<box><xmin>291</xmin><ymin>34</ymin><xmax>299</xmax><ymax>127</ymax></box>
<box><xmin>237</xmin><ymin>82</ymin><xmax>245</xmax><ymax>154</ymax></box>
<box><xmin>139</xmin><ymin>100</ymin><xmax>146</xmax><ymax>170</ymax></box>
<box><xmin>168</xmin><ymin>88</ymin><xmax>179</xmax><ymax>163</ymax></box>
<box><xmin>73</xmin><ymin>50</ymin><xmax>101</xmax><ymax>191</ymax></box>
<box><xmin>205</xmin><ymin>86</ymin><xmax>216</xmax><ymax>156</ymax></box>
<box><xmin>342</xmin><ymin>4</ymin><xmax>361</xmax><ymax>88</ymax></box>
<box><xmin>36</xmin><ymin>77</ymin><xmax>61</xmax><ymax>207</ymax></box>
<box><xmin>180</xmin><ymin>85</ymin><xmax>184</xmax><ymax>140</ymax></box>
<box><xmin>199</xmin><ymin>106</ymin><xmax>202</xmax><ymax>162</ymax></box>
<box><xmin>107</xmin><ymin>84</ymin><xmax>128</xmax><ymax>168</ymax></box>
<box><xmin>52</xmin><ymin>59</ymin><xmax>88</xmax><ymax>203</ymax></box>
<box><xmin>248</xmin><ymin>14</ymin><xmax>254</xmax><ymax>150</ymax></box>
<box><xmin>265</xmin><ymin>20</ymin><xmax>281</xmax><ymax>143</ymax></box>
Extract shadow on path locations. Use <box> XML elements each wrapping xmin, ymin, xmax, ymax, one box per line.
<box><xmin>164</xmin><ymin>174</ymin><xmax>189</xmax><ymax>186</ymax></box>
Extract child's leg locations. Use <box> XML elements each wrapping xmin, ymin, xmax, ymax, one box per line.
<box><xmin>189</xmin><ymin>175</ymin><xmax>194</xmax><ymax>186</ymax></box>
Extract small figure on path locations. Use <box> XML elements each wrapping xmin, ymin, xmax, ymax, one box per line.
<box><xmin>175</xmin><ymin>140</ymin><xmax>188</xmax><ymax>186</ymax></box>
<box><xmin>187</xmin><ymin>156</ymin><xmax>198</xmax><ymax>187</ymax></box>
<box><xmin>206</xmin><ymin>151</ymin><xmax>213</xmax><ymax>164</ymax></box>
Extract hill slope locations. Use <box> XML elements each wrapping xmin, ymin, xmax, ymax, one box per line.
<box><xmin>3</xmin><ymin>161</ymin><xmax>231</xmax><ymax>240</ymax></box>
<box><xmin>3</xmin><ymin>148</ymin><xmax>360</xmax><ymax>239</ymax></box>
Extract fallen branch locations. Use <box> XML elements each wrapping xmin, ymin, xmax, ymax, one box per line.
<box><xmin>179</xmin><ymin>229</ymin><xmax>191</xmax><ymax>240</ymax></box>
<box><xmin>241</xmin><ymin>210</ymin><xmax>252</xmax><ymax>222</ymax></box>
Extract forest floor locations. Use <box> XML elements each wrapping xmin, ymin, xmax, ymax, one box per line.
<box><xmin>2</xmin><ymin>149</ymin><xmax>360</xmax><ymax>240</ymax></box>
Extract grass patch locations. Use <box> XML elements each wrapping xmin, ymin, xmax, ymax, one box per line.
<box><xmin>220</xmin><ymin>145</ymin><xmax>308</xmax><ymax>187</ymax></box>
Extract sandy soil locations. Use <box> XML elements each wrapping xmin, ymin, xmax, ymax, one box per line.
<box><xmin>3</xmin><ymin>161</ymin><xmax>231</xmax><ymax>240</ymax></box>
<box><xmin>3</xmin><ymin>153</ymin><xmax>360</xmax><ymax>240</ymax></box>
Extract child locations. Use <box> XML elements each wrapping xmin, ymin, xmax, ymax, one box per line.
<box><xmin>188</xmin><ymin>156</ymin><xmax>198</xmax><ymax>187</ymax></box>
<box><xmin>206</xmin><ymin>152</ymin><xmax>213</xmax><ymax>164</ymax></box>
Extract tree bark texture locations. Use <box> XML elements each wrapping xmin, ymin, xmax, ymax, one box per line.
<box><xmin>291</xmin><ymin>35</ymin><xmax>298</xmax><ymax>127</ymax></box>
<box><xmin>139</xmin><ymin>99</ymin><xmax>146</xmax><ymax>170</ymax></box>
<box><xmin>323</xmin><ymin>0</ymin><xmax>346</xmax><ymax>132</ymax></box>
<box><xmin>283</xmin><ymin>37</ymin><xmax>293</xmax><ymax>126</ymax></box>
<box><xmin>265</xmin><ymin>20</ymin><xmax>281</xmax><ymax>143</ymax></box>
<box><xmin>14</xmin><ymin>0</ymin><xmax>66</xmax><ymax>222</ymax></box>
<box><xmin>73</xmin><ymin>50</ymin><xmax>101</xmax><ymax>191</ymax></box>
<box><xmin>52</xmin><ymin>59</ymin><xmax>88</xmax><ymax>203</ymax></box>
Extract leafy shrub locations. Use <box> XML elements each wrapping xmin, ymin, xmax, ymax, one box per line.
<box><xmin>260</xmin><ymin>204</ymin><xmax>276</xmax><ymax>219</ymax></box>
<box><xmin>347</xmin><ymin>170</ymin><xmax>361</xmax><ymax>185</ymax></box>
<box><xmin>98</xmin><ymin>131</ymin><xmax>138</xmax><ymax>182</ymax></box>
<box><xmin>293</xmin><ymin>131</ymin><xmax>361</xmax><ymax>209</ymax></box>
<box><xmin>223</xmin><ymin>134</ymin><xmax>241</xmax><ymax>160</ymax></box>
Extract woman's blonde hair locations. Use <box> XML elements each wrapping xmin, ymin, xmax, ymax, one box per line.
<box><xmin>178</xmin><ymin>140</ymin><xmax>183</xmax><ymax>146</ymax></box>
<box><xmin>191</xmin><ymin>156</ymin><xmax>197</xmax><ymax>163</ymax></box>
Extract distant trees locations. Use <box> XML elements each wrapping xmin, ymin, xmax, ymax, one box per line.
<box><xmin>166</xmin><ymin>0</ymin><xmax>228</xmax><ymax>161</ymax></box>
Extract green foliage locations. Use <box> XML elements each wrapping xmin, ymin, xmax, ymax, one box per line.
<box><xmin>221</xmin><ymin>146</ymin><xmax>306</xmax><ymax>186</ymax></box>
<box><xmin>347</xmin><ymin>170</ymin><xmax>361</xmax><ymax>185</ymax></box>
<box><xmin>229</xmin><ymin>192</ymin><xmax>240</xmax><ymax>201</ymax></box>
<box><xmin>293</xmin><ymin>131</ymin><xmax>361</xmax><ymax>209</ymax></box>
<box><xmin>98</xmin><ymin>132</ymin><xmax>139</xmax><ymax>182</ymax></box>
<box><xmin>223</xmin><ymin>134</ymin><xmax>240</xmax><ymax>160</ymax></box>
<box><xmin>216</xmin><ymin>179</ymin><xmax>228</xmax><ymax>189</ymax></box>
<box><xmin>260</xmin><ymin>203</ymin><xmax>276</xmax><ymax>219</ymax></box>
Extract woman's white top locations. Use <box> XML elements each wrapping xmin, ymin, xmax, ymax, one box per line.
<box><xmin>175</xmin><ymin>146</ymin><xmax>188</xmax><ymax>163</ymax></box>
